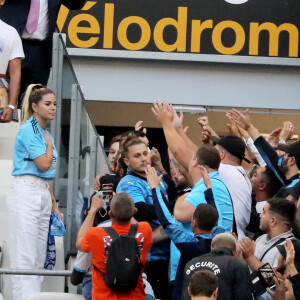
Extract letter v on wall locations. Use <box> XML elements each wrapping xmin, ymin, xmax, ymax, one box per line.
<box><xmin>57</xmin><ymin>1</ymin><xmax>97</xmax><ymax>32</ymax></box>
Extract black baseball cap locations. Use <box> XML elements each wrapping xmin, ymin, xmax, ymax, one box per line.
<box><xmin>277</xmin><ymin>140</ymin><xmax>300</xmax><ymax>170</ymax></box>
<box><xmin>211</xmin><ymin>134</ymin><xmax>251</xmax><ymax>164</ymax></box>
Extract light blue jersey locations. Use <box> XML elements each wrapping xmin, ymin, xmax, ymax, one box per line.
<box><xmin>12</xmin><ymin>116</ymin><xmax>58</xmax><ymax>179</ymax></box>
<box><xmin>170</xmin><ymin>171</ymin><xmax>234</xmax><ymax>281</ymax></box>
<box><xmin>185</xmin><ymin>171</ymin><xmax>234</xmax><ymax>232</ymax></box>
<box><xmin>117</xmin><ymin>170</ymin><xmax>170</xmax><ymax>262</ymax></box>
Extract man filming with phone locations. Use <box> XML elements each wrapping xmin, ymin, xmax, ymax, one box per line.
<box><xmin>239</xmin><ymin>198</ymin><xmax>296</xmax><ymax>299</ymax></box>
<box><xmin>239</xmin><ymin>198</ymin><xmax>296</xmax><ymax>271</ymax></box>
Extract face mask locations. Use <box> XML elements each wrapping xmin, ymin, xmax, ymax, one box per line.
<box><xmin>278</xmin><ymin>155</ymin><xmax>284</xmax><ymax>168</ymax></box>
<box><xmin>278</xmin><ymin>155</ymin><xmax>289</xmax><ymax>175</ymax></box>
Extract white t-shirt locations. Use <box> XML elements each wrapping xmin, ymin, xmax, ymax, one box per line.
<box><xmin>218</xmin><ymin>163</ymin><xmax>252</xmax><ymax>239</ymax></box>
<box><xmin>22</xmin><ymin>0</ymin><xmax>49</xmax><ymax>41</ymax></box>
<box><xmin>0</xmin><ymin>20</ymin><xmax>24</xmax><ymax>74</ymax></box>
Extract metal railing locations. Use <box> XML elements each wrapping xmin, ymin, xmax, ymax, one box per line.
<box><xmin>48</xmin><ymin>33</ymin><xmax>111</xmax><ymax>257</ymax></box>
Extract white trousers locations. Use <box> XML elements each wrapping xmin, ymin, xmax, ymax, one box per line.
<box><xmin>6</xmin><ymin>175</ymin><xmax>52</xmax><ymax>300</ymax></box>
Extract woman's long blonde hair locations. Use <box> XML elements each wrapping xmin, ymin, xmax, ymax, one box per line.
<box><xmin>21</xmin><ymin>84</ymin><xmax>54</xmax><ymax>124</ymax></box>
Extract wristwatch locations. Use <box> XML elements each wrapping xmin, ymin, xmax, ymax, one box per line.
<box><xmin>7</xmin><ymin>104</ymin><xmax>16</xmax><ymax>110</ymax></box>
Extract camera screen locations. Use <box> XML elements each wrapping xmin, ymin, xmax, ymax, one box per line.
<box><xmin>259</xmin><ymin>264</ymin><xmax>276</xmax><ymax>288</ymax></box>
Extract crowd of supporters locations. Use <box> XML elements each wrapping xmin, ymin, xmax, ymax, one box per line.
<box><xmin>73</xmin><ymin>101</ymin><xmax>300</xmax><ymax>300</ymax></box>
<box><xmin>1</xmin><ymin>1</ymin><xmax>300</xmax><ymax>299</ymax></box>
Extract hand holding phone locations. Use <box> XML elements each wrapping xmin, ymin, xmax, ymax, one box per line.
<box><xmin>258</xmin><ymin>263</ymin><xmax>277</xmax><ymax>289</ymax></box>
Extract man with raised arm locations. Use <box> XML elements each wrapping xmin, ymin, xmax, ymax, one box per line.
<box><xmin>151</xmin><ymin>100</ymin><xmax>233</xmax><ymax>229</ymax></box>
<box><xmin>152</xmin><ymin>100</ymin><xmax>233</xmax><ymax>284</ymax></box>
<box><xmin>198</xmin><ymin>115</ymin><xmax>253</xmax><ymax>239</ymax></box>
<box><xmin>145</xmin><ymin>165</ymin><xmax>223</xmax><ymax>300</ymax></box>
<box><xmin>228</xmin><ymin>109</ymin><xmax>300</xmax><ymax>197</ymax></box>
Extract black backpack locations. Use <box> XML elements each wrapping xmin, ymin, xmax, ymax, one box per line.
<box><xmin>94</xmin><ymin>224</ymin><xmax>142</xmax><ymax>291</ymax></box>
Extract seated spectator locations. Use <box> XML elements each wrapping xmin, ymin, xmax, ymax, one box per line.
<box><xmin>0</xmin><ymin>0</ymin><xmax>24</xmax><ymax>123</ymax></box>
<box><xmin>76</xmin><ymin>192</ymin><xmax>152</xmax><ymax>300</ymax></box>
<box><xmin>145</xmin><ymin>165</ymin><xmax>223</xmax><ymax>300</ymax></box>
<box><xmin>188</xmin><ymin>270</ymin><xmax>219</xmax><ymax>300</ymax></box>
<box><xmin>239</xmin><ymin>198</ymin><xmax>296</xmax><ymax>271</ymax></box>
<box><xmin>182</xmin><ymin>233</ymin><xmax>252</xmax><ymax>300</ymax></box>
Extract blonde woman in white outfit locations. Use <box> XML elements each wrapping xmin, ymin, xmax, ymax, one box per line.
<box><xmin>6</xmin><ymin>84</ymin><xmax>62</xmax><ymax>300</ymax></box>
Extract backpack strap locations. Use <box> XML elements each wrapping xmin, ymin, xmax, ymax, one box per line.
<box><xmin>260</xmin><ymin>235</ymin><xmax>294</xmax><ymax>261</ymax></box>
<box><xmin>103</xmin><ymin>224</ymin><xmax>139</xmax><ymax>239</ymax></box>
<box><xmin>92</xmin><ymin>226</ymin><xmax>119</xmax><ymax>280</ymax></box>
<box><xmin>103</xmin><ymin>226</ymin><xmax>119</xmax><ymax>239</ymax></box>
<box><xmin>128</xmin><ymin>224</ymin><xmax>139</xmax><ymax>238</ymax></box>
<box><xmin>93</xmin><ymin>263</ymin><xmax>106</xmax><ymax>280</ymax></box>
<box><xmin>93</xmin><ymin>224</ymin><xmax>139</xmax><ymax>280</ymax></box>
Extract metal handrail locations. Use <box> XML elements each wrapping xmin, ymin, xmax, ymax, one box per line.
<box><xmin>0</xmin><ymin>268</ymin><xmax>91</xmax><ymax>276</ymax></box>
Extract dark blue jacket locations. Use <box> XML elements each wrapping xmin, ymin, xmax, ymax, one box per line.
<box><xmin>151</xmin><ymin>187</ymin><xmax>224</xmax><ymax>300</ymax></box>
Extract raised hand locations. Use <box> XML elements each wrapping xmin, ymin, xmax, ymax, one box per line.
<box><xmin>145</xmin><ymin>165</ymin><xmax>163</xmax><ymax>189</ymax></box>
<box><xmin>227</xmin><ymin>109</ymin><xmax>252</xmax><ymax>131</ymax></box>
<box><xmin>90</xmin><ymin>192</ymin><xmax>104</xmax><ymax>213</ymax></box>
<box><xmin>279</xmin><ymin>121</ymin><xmax>294</xmax><ymax>142</ymax></box>
<box><xmin>134</xmin><ymin>120</ymin><xmax>143</xmax><ymax>131</ymax></box>
<box><xmin>197</xmin><ymin>116</ymin><xmax>209</xmax><ymax>127</ymax></box>
<box><xmin>266</xmin><ymin>128</ymin><xmax>282</xmax><ymax>149</ymax></box>
<box><xmin>150</xmin><ymin>147</ymin><xmax>165</xmax><ymax>174</ymax></box>
<box><xmin>226</xmin><ymin>112</ymin><xmax>241</xmax><ymax>137</ymax></box>
<box><xmin>134</xmin><ymin>120</ymin><xmax>147</xmax><ymax>134</ymax></box>
<box><xmin>202</xmin><ymin>126</ymin><xmax>212</xmax><ymax>144</ymax></box>
<box><xmin>199</xmin><ymin>165</ymin><xmax>212</xmax><ymax>189</ymax></box>
<box><xmin>172</xmin><ymin>107</ymin><xmax>184</xmax><ymax>130</ymax></box>
<box><xmin>152</xmin><ymin>99</ymin><xmax>174</xmax><ymax>125</ymax></box>
<box><xmin>285</xmin><ymin>238</ymin><xmax>295</xmax><ymax>265</ymax></box>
